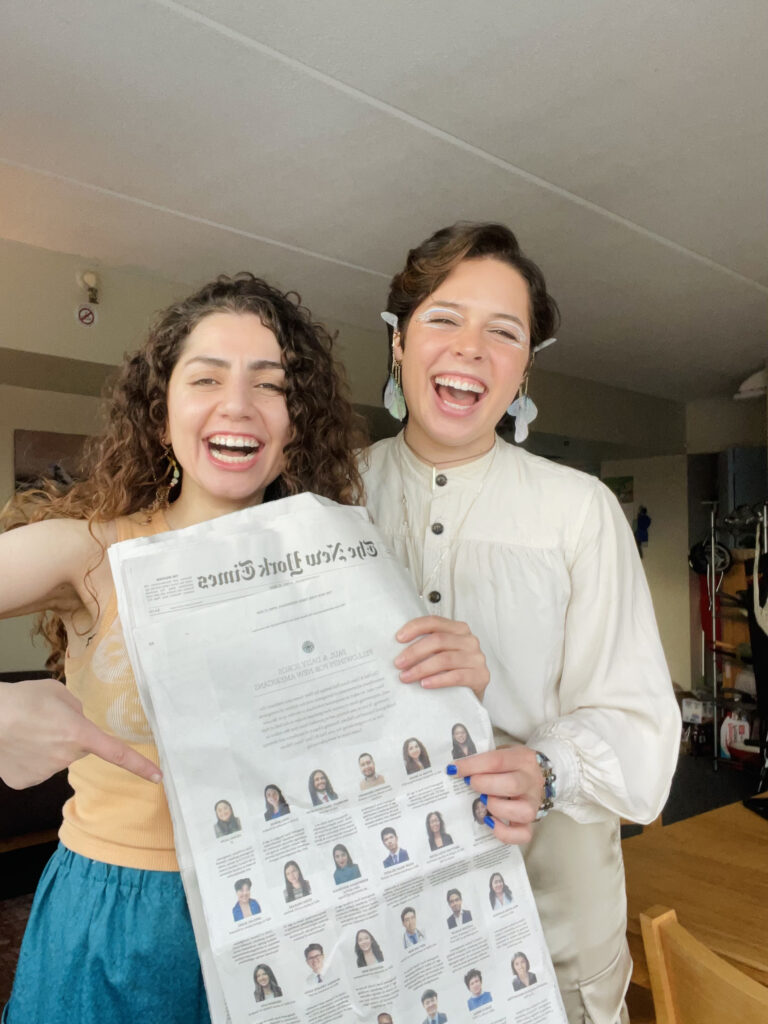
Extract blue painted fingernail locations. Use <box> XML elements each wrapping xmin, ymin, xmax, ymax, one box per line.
<box><xmin>484</xmin><ymin>815</ymin><xmax>495</xmax><ymax>829</ymax></box>
<box><xmin>480</xmin><ymin>794</ymin><xmax>488</xmax><ymax>805</ymax></box>
<box><xmin>463</xmin><ymin>776</ymin><xmax>471</xmax><ymax>785</ymax></box>
<box><xmin>445</xmin><ymin>765</ymin><xmax>458</xmax><ymax>776</ymax></box>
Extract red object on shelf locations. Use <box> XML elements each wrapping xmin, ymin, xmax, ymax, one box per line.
<box><xmin>727</xmin><ymin>739</ymin><xmax>760</xmax><ymax>765</ymax></box>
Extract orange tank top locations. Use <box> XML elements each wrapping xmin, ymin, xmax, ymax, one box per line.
<box><xmin>59</xmin><ymin>511</ymin><xmax>178</xmax><ymax>871</ymax></box>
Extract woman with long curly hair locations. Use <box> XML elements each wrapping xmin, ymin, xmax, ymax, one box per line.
<box><xmin>0</xmin><ymin>273</ymin><xmax>364</xmax><ymax>1024</ymax></box>
<box><xmin>402</xmin><ymin>736</ymin><xmax>430</xmax><ymax>774</ymax></box>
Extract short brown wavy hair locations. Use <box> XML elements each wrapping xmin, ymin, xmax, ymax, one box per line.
<box><xmin>2</xmin><ymin>273</ymin><xmax>366</xmax><ymax>671</ymax></box>
<box><xmin>384</xmin><ymin>221</ymin><xmax>560</xmax><ymax>357</ymax></box>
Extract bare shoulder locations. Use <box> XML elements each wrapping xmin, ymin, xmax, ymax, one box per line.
<box><xmin>0</xmin><ymin>517</ymin><xmax>116</xmax><ymax>618</ymax></box>
<box><xmin>2</xmin><ymin>515</ymin><xmax>94</xmax><ymax>553</ymax></box>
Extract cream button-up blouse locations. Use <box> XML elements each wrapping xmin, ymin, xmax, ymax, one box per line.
<box><xmin>361</xmin><ymin>433</ymin><xmax>680</xmax><ymax>826</ymax></box>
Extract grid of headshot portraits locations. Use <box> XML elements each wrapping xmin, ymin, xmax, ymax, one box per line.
<box><xmin>239</xmin><ymin>892</ymin><xmax>546</xmax><ymax>1017</ymax></box>
<box><xmin>203</xmin><ymin>721</ymin><xmax>550</xmax><ymax>1017</ymax></box>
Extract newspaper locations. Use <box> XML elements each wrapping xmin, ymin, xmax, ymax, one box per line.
<box><xmin>110</xmin><ymin>493</ymin><xmax>567</xmax><ymax>1024</ymax></box>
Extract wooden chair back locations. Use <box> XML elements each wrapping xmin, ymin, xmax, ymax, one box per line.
<box><xmin>640</xmin><ymin>905</ymin><xmax>768</xmax><ymax>1024</ymax></box>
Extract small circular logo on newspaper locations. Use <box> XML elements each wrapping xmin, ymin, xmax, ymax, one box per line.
<box><xmin>302</xmin><ymin>641</ymin><xmax>315</xmax><ymax>654</ymax></box>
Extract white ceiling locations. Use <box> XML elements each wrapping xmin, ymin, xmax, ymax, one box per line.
<box><xmin>0</xmin><ymin>0</ymin><xmax>766</xmax><ymax>401</ymax></box>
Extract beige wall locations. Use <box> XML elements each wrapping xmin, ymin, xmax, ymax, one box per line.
<box><xmin>535</xmin><ymin>369</ymin><xmax>686</xmax><ymax>455</ymax></box>
<box><xmin>0</xmin><ymin>385</ymin><xmax>104</xmax><ymax>670</ymax></box>
<box><xmin>0</xmin><ymin>237</ymin><xmax>187</xmax><ymax>366</ymax></box>
<box><xmin>601</xmin><ymin>454</ymin><xmax>691</xmax><ymax>689</ymax></box>
<box><xmin>686</xmin><ymin>395</ymin><xmax>767</xmax><ymax>454</ymax></box>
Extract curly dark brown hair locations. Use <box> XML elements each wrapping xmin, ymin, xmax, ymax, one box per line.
<box><xmin>2</xmin><ymin>273</ymin><xmax>366</xmax><ymax>673</ymax></box>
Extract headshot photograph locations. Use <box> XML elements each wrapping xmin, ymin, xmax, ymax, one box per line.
<box><xmin>231</xmin><ymin>877</ymin><xmax>261</xmax><ymax>922</ymax></box>
<box><xmin>358</xmin><ymin>752</ymin><xmax>385</xmax><ymax>790</ymax></box>
<box><xmin>253</xmin><ymin>963</ymin><xmax>282</xmax><ymax>1002</ymax></box>
<box><xmin>354</xmin><ymin>928</ymin><xmax>384</xmax><ymax>968</ymax></box>
<box><xmin>304</xmin><ymin>942</ymin><xmax>332</xmax><ymax>986</ymax></box>
<box><xmin>213</xmin><ymin>799</ymin><xmax>241</xmax><ymax>838</ymax></box>
<box><xmin>464</xmin><ymin>969</ymin><xmax>492</xmax><ymax>1010</ymax></box>
<box><xmin>332</xmin><ymin>843</ymin><xmax>361</xmax><ymax>885</ymax></box>
<box><xmin>377</xmin><ymin>1015</ymin><xmax>393</xmax><ymax>1024</ymax></box>
<box><xmin>471</xmin><ymin>796</ymin><xmax>489</xmax><ymax>833</ymax></box>
<box><xmin>420</xmin><ymin>988</ymin><xmax>447</xmax><ymax>1024</ymax></box>
<box><xmin>402</xmin><ymin>737</ymin><xmax>431</xmax><ymax>775</ymax></box>
<box><xmin>308</xmin><ymin>769</ymin><xmax>338</xmax><ymax>805</ymax></box>
<box><xmin>401</xmin><ymin>906</ymin><xmax>426</xmax><ymax>948</ymax></box>
<box><xmin>511</xmin><ymin>951</ymin><xmax>537</xmax><ymax>990</ymax></box>
<box><xmin>446</xmin><ymin>888</ymin><xmax>472</xmax><ymax>928</ymax></box>
<box><xmin>283</xmin><ymin>860</ymin><xmax>311</xmax><ymax>903</ymax></box>
<box><xmin>451</xmin><ymin>723</ymin><xmax>477</xmax><ymax>759</ymax></box>
<box><xmin>489</xmin><ymin>872</ymin><xmax>513</xmax><ymax>911</ymax></box>
<box><xmin>426</xmin><ymin>810</ymin><xmax>453</xmax><ymax>851</ymax></box>
<box><xmin>380</xmin><ymin>827</ymin><xmax>409</xmax><ymax>867</ymax></box>
<box><xmin>263</xmin><ymin>784</ymin><xmax>290</xmax><ymax>821</ymax></box>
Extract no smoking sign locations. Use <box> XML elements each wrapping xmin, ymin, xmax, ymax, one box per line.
<box><xmin>76</xmin><ymin>304</ymin><xmax>97</xmax><ymax>327</ymax></box>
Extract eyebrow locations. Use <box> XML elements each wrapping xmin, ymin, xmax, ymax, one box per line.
<box><xmin>426</xmin><ymin>300</ymin><xmax>527</xmax><ymax>329</ymax></box>
<box><xmin>182</xmin><ymin>355</ymin><xmax>284</xmax><ymax>371</ymax></box>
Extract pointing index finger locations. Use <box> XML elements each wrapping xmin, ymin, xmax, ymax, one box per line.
<box><xmin>82</xmin><ymin>720</ymin><xmax>163</xmax><ymax>783</ymax></box>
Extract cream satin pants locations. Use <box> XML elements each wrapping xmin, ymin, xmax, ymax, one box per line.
<box><xmin>522</xmin><ymin>810</ymin><xmax>632</xmax><ymax>1024</ymax></box>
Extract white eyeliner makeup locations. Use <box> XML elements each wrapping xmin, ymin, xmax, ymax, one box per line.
<box><xmin>416</xmin><ymin>306</ymin><xmax>528</xmax><ymax>348</ymax></box>
<box><xmin>487</xmin><ymin>321</ymin><xmax>528</xmax><ymax>347</ymax></box>
<box><xmin>415</xmin><ymin>306</ymin><xmax>463</xmax><ymax>323</ymax></box>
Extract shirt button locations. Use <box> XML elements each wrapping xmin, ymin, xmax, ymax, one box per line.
<box><xmin>428</xmin><ymin>591</ymin><xmax>441</xmax><ymax>604</ymax></box>
<box><xmin>431</xmin><ymin>522</ymin><xmax>444</xmax><ymax>535</ymax></box>
<box><xmin>435</xmin><ymin>473</ymin><xmax>447</xmax><ymax>487</ymax></box>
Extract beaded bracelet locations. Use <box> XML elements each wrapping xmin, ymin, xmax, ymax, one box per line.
<box><xmin>534</xmin><ymin>751</ymin><xmax>557</xmax><ymax>821</ymax></box>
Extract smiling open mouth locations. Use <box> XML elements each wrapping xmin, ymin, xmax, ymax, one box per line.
<box><xmin>206</xmin><ymin>433</ymin><xmax>262</xmax><ymax>463</ymax></box>
<box><xmin>433</xmin><ymin>374</ymin><xmax>487</xmax><ymax>409</ymax></box>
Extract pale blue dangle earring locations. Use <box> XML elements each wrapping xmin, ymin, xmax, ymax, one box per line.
<box><xmin>507</xmin><ymin>380</ymin><xmax>538</xmax><ymax>444</ymax></box>
<box><xmin>506</xmin><ymin>337</ymin><xmax>557</xmax><ymax>444</ymax></box>
<box><xmin>381</xmin><ymin>311</ymin><xmax>407</xmax><ymax>421</ymax></box>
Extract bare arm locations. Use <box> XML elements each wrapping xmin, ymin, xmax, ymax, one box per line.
<box><xmin>0</xmin><ymin>518</ymin><xmax>162</xmax><ymax>788</ymax></box>
<box><xmin>0</xmin><ymin>518</ymin><xmax>97</xmax><ymax>618</ymax></box>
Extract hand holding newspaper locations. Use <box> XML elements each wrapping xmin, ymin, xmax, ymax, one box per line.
<box><xmin>110</xmin><ymin>494</ymin><xmax>567</xmax><ymax>1024</ymax></box>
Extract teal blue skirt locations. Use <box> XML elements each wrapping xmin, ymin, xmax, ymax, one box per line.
<box><xmin>3</xmin><ymin>843</ymin><xmax>210</xmax><ymax>1024</ymax></box>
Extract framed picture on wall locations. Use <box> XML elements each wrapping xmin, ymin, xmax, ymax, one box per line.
<box><xmin>13</xmin><ymin>429</ymin><xmax>88</xmax><ymax>492</ymax></box>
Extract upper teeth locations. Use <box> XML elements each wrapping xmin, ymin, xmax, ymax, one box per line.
<box><xmin>208</xmin><ymin>434</ymin><xmax>260</xmax><ymax>447</ymax></box>
<box><xmin>434</xmin><ymin>376</ymin><xmax>485</xmax><ymax>393</ymax></box>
